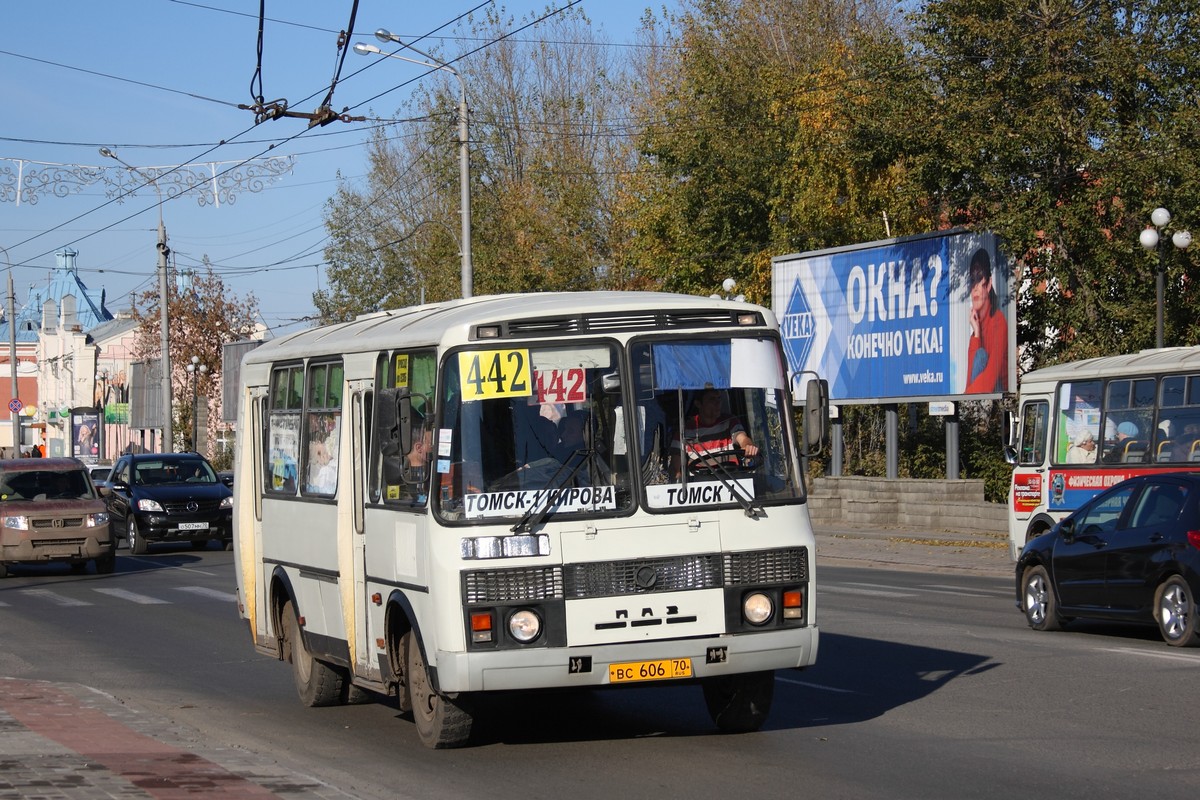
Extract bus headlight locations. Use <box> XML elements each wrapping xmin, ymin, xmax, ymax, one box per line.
<box><xmin>742</xmin><ymin>592</ymin><xmax>774</xmax><ymax>626</ymax></box>
<box><xmin>508</xmin><ymin>609</ymin><xmax>542</xmax><ymax>643</ymax></box>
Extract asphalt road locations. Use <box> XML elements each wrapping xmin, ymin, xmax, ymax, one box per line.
<box><xmin>1</xmin><ymin>538</ymin><xmax>1198</xmax><ymax>799</ymax></box>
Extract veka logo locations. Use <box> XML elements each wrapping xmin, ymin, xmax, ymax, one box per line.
<box><xmin>781</xmin><ymin>279</ymin><xmax>816</xmax><ymax>371</ymax></box>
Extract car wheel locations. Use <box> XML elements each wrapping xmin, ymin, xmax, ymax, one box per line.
<box><xmin>405</xmin><ymin>631</ymin><xmax>473</xmax><ymax>748</ymax></box>
<box><xmin>128</xmin><ymin>517</ymin><xmax>147</xmax><ymax>555</ymax></box>
<box><xmin>95</xmin><ymin>550</ymin><xmax>116</xmax><ymax>575</ymax></box>
<box><xmin>282</xmin><ymin>600</ymin><xmax>344</xmax><ymax>706</ymax></box>
<box><xmin>224</xmin><ymin>539</ymin><xmax>234</xmax><ymax>551</ymax></box>
<box><xmin>0</xmin><ymin>561</ymin><xmax>7</xmax><ymax>579</ymax></box>
<box><xmin>1154</xmin><ymin>576</ymin><xmax>1200</xmax><ymax>647</ymax></box>
<box><xmin>70</xmin><ymin>561</ymin><xmax>88</xmax><ymax>574</ymax></box>
<box><xmin>701</xmin><ymin>670</ymin><xmax>775</xmax><ymax>733</ymax></box>
<box><xmin>1022</xmin><ymin>565</ymin><xmax>1062</xmax><ymax>631</ymax></box>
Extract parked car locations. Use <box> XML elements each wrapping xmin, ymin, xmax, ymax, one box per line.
<box><xmin>1017</xmin><ymin>472</ymin><xmax>1200</xmax><ymax>646</ymax></box>
<box><xmin>105</xmin><ymin>452</ymin><xmax>233</xmax><ymax>553</ymax></box>
<box><xmin>89</xmin><ymin>465</ymin><xmax>113</xmax><ymax>496</ymax></box>
<box><xmin>0</xmin><ymin>457</ymin><xmax>115</xmax><ymax>577</ymax></box>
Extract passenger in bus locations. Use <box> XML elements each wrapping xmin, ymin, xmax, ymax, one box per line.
<box><xmin>554</xmin><ymin>412</ymin><xmax>588</xmax><ymax>463</ymax></box>
<box><xmin>307</xmin><ymin>435</ymin><xmax>337</xmax><ymax>493</ymax></box>
<box><xmin>1103</xmin><ymin>421</ymin><xmax>1140</xmax><ymax>463</ymax></box>
<box><xmin>1066</xmin><ymin>430</ymin><xmax>1097</xmax><ymax>463</ymax></box>
<box><xmin>669</xmin><ymin>388</ymin><xmax>759</xmax><ymax>477</ymax></box>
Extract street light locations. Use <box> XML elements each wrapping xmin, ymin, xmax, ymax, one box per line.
<box><xmin>99</xmin><ymin>147</ymin><xmax>173</xmax><ymax>452</ymax></box>
<box><xmin>186</xmin><ymin>355</ymin><xmax>207</xmax><ymax>453</ymax></box>
<box><xmin>1139</xmin><ymin>207</ymin><xmax>1193</xmax><ymax>349</ymax></box>
<box><xmin>354</xmin><ymin>31</ymin><xmax>473</xmax><ymax>299</ymax></box>
<box><xmin>0</xmin><ymin>244</ymin><xmax>18</xmax><ymax>453</ymax></box>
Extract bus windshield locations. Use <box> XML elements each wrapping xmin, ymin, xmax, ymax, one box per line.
<box><xmin>631</xmin><ymin>337</ymin><xmax>800</xmax><ymax>509</ymax></box>
<box><xmin>437</xmin><ymin>342</ymin><xmax>632</xmax><ymax>523</ymax></box>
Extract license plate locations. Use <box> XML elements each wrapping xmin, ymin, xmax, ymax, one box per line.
<box><xmin>177</xmin><ymin>522</ymin><xmax>209</xmax><ymax>530</ymax></box>
<box><xmin>609</xmin><ymin>658</ymin><xmax>693</xmax><ymax>684</ymax></box>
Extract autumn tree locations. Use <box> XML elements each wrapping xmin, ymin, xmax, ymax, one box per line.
<box><xmin>130</xmin><ymin>261</ymin><xmax>260</xmax><ymax>455</ymax></box>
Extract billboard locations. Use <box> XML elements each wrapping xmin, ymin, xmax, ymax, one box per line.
<box><xmin>772</xmin><ymin>230</ymin><xmax>1015</xmax><ymax>403</ymax></box>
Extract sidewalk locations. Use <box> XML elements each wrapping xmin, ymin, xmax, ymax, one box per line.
<box><xmin>0</xmin><ymin>677</ymin><xmax>355</xmax><ymax>800</ymax></box>
<box><xmin>813</xmin><ymin>522</ymin><xmax>1012</xmax><ymax>577</ymax></box>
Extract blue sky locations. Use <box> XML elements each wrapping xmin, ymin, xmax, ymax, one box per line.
<box><xmin>1</xmin><ymin>1</ymin><xmax>674</xmax><ymax>336</ymax></box>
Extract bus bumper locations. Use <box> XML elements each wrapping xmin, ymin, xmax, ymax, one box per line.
<box><xmin>431</xmin><ymin>625</ymin><xmax>819</xmax><ymax>693</ymax></box>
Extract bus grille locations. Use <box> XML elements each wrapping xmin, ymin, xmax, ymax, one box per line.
<box><xmin>463</xmin><ymin>548</ymin><xmax>808</xmax><ymax>603</ymax></box>
<box><xmin>464</xmin><ymin>566</ymin><xmax>565</xmax><ymax>603</ymax></box>
<box><xmin>564</xmin><ymin>554</ymin><xmax>723</xmax><ymax>597</ymax></box>
<box><xmin>724</xmin><ymin>547</ymin><xmax>808</xmax><ymax>584</ymax></box>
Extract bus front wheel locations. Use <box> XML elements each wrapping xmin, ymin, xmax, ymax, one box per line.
<box><xmin>702</xmin><ymin>670</ymin><xmax>774</xmax><ymax>733</ymax></box>
<box><xmin>283</xmin><ymin>600</ymin><xmax>344</xmax><ymax>706</ymax></box>
<box><xmin>405</xmin><ymin>633</ymin><xmax>473</xmax><ymax>748</ymax></box>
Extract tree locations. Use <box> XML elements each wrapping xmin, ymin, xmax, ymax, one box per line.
<box><xmin>130</xmin><ymin>261</ymin><xmax>260</xmax><ymax>453</ymax></box>
<box><xmin>317</xmin><ymin>6</ymin><xmax>635</xmax><ymax>322</ymax></box>
<box><xmin>853</xmin><ymin>0</ymin><xmax>1200</xmax><ymax>367</ymax></box>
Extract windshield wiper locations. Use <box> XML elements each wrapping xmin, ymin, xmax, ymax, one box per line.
<box><xmin>683</xmin><ymin>439</ymin><xmax>763</xmax><ymax>519</ymax></box>
<box><xmin>510</xmin><ymin>449</ymin><xmax>593</xmax><ymax>534</ymax></box>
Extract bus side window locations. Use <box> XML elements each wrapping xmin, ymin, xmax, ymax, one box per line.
<box><xmin>1019</xmin><ymin>400</ymin><xmax>1049</xmax><ymax>465</ymax></box>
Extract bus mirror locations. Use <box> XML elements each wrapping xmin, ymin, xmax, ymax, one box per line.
<box><xmin>602</xmin><ymin>372</ymin><xmax>621</xmax><ymax>393</ymax></box>
<box><xmin>374</xmin><ymin>388</ymin><xmax>413</xmax><ymax>484</ymax></box>
<box><xmin>803</xmin><ymin>375</ymin><xmax>829</xmax><ymax>451</ymax></box>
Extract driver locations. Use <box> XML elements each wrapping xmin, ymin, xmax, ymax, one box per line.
<box><xmin>670</xmin><ymin>387</ymin><xmax>759</xmax><ymax>477</ymax></box>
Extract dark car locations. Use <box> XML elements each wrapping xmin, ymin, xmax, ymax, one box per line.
<box><xmin>105</xmin><ymin>453</ymin><xmax>233</xmax><ymax>553</ymax></box>
<box><xmin>1016</xmin><ymin>472</ymin><xmax>1200</xmax><ymax>646</ymax></box>
<box><xmin>0</xmin><ymin>458</ymin><xmax>115</xmax><ymax>577</ymax></box>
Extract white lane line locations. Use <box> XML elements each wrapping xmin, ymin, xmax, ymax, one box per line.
<box><xmin>1100</xmin><ymin>647</ymin><xmax>1200</xmax><ymax>664</ymax></box>
<box><xmin>120</xmin><ymin>557</ymin><xmax>218</xmax><ymax>576</ymax></box>
<box><xmin>20</xmin><ymin>589</ymin><xmax>91</xmax><ymax>607</ymax></box>
<box><xmin>776</xmin><ymin>676</ymin><xmax>859</xmax><ymax>694</ymax></box>
<box><xmin>92</xmin><ymin>588</ymin><xmax>169</xmax><ymax>605</ymax></box>
<box><xmin>174</xmin><ymin>586</ymin><xmax>235</xmax><ymax>601</ymax></box>
<box><xmin>920</xmin><ymin>584</ymin><xmax>1011</xmax><ymax>595</ymax></box>
<box><xmin>820</xmin><ymin>585</ymin><xmax>915</xmax><ymax>598</ymax></box>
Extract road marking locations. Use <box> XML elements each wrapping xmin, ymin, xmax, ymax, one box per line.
<box><xmin>19</xmin><ymin>589</ymin><xmax>91</xmax><ymax>606</ymax></box>
<box><xmin>776</xmin><ymin>676</ymin><xmax>859</xmax><ymax>694</ymax></box>
<box><xmin>1100</xmin><ymin>647</ymin><xmax>1200</xmax><ymax>664</ymax></box>
<box><xmin>174</xmin><ymin>586</ymin><xmax>235</xmax><ymax>601</ymax></box>
<box><xmin>92</xmin><ymin>588</ymin><xmax>169</xmax><ymax>605</ymax></box>
<box><xmin>821</xmin><ymin>584</ymin><xmax>915</xmax><ymax>598</ymax></box>
<box><xmin>120</xmin><ymin>557</ymin><xmax>218</xmax><ymax>576</ymax></box>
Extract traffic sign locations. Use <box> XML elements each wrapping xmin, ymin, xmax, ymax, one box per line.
<box><xmin>8</xmin><ymin>398</ymin><xmax>22</xmax><ymax>414</ymax></box>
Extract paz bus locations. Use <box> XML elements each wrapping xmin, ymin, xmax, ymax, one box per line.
<box><xmin>1006</xmin><ymin>346</ymin><xmax>1200</xmax><ymax>560</ymax></box>
<box><xmin>232</xmin><ymin>291</ymin><xmax>825</xmax><ymax>748</ymax></box>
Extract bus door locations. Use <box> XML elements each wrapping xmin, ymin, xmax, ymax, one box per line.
<box><xmin>348</xmin><ymin>383</ymin><xmax>375</xmax><ymax>681</ymax></box>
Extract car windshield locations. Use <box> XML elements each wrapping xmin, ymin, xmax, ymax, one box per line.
<box><xmin>0</xmin><ymin>469</ymin><xmax>96</xmax><ymax>501</ymax></box>
<box><xmin>133</xmin><ymin>458</ymin><xmax>217</xmax><ymax>485</ymax></box>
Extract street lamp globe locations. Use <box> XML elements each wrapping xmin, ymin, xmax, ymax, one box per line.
<box><xmin>1173</xmin><ymin>230</ymin><xmax>1193</xmax><ymax>250</ymax></box>
<box><xmin>1151</xmin><ymin>207</ymin><xmax>1171</xmax><ymax>228</ymax></box>
<box><xmin>1139</xmin><ymin>228</ymin><xmax>1160</xmax><ymax>251</ymax></box>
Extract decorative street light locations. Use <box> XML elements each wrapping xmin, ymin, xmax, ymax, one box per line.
<box><xmin>186</xmin><ymin>355</ymin><xmax>207</xmax><ymax>453</ymax></box>
<box><xmin>354</xmin><ymin>30</ymin><xmax>473</xmax><ymax>299</ymax></box>
<box><xmin>99</xmin><ymin>147</ymin><xmax>173</xmax><ymax>451</ymax></box>
<box><xmin>711</xmin><ymin>277</ymin><xmax>746</xmax><ymax>302</ymax></box>
<box><xmin>1139</xmin><ymin>207</ymin><xmax>1192</xmax><ymax>349</ymax></box>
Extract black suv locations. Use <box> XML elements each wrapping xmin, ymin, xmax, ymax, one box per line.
<box><xmin>106</xmin><ymin>453</ymin><xmax>233</xmax><ymax>553</ymax></box>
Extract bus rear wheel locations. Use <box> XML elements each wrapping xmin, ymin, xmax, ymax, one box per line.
<box><xmin>283</xmin><ymin>600</ymin><xmax>344</xmax><ymax>706</ymax></box>
<box><xmin>405</xmin><ymin>633</ymin><xmax>473</xmax><ymax>748</ymax></box>
<box><xmin>701</xmin><ymin>670</ymin><xmax>774</xmax><ymax>733</ymax></box>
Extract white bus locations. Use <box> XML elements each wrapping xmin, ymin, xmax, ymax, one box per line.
<box><xmin>233</xmin><ymin>291</ymin><xmax>825</xmax><ymax>748</ymax></box>
<box><xmin>1006</xmin><ymin>346</ymin><xmax>1200</xmax><ymax>560</ymax></box>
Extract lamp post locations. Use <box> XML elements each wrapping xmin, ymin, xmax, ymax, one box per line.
<box><xmin>1139</xmin><ymin>207</ymin><xmax>1193</xmax><ymax>349</ymax></box>
<box><xmin>186</xmin><ymin>356</ymin><xmax>207</xmax><ymax>453</ymax></box>
<box><xmin>354</xmin><ymin>31</ymin><xmax>473</xmax><ymax>298</ymax></box>
<box><xmin>0</xmin><ymin>245</ymin><xmax>18</xmax><ymax>454</ymax></box>
<box><xmin>99</xmin><ymin>147</ymin><xmax>173</xmax><ymax>452</ymax></box>
<box><xmin>710</xmin><ymin>278</ymin><xmax>746</xmax><ymax>302</ymax></box>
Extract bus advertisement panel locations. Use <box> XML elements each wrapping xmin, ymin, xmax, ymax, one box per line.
<box><xmin>772</xmin><ymin>229</ymin><xmax>1015</xmax><ymax>402</ymax></box>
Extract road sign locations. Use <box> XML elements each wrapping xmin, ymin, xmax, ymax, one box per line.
<box><xmin>8</xmin><ymin>398</ymin><xmax>22</xmax><ymax>414</ymax></box>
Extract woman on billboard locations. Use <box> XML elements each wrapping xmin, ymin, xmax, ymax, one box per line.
<box><xmin>965</xmin><ymin>248</ymin><xmax>1008</xmax><ymax>393</ymax></box>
